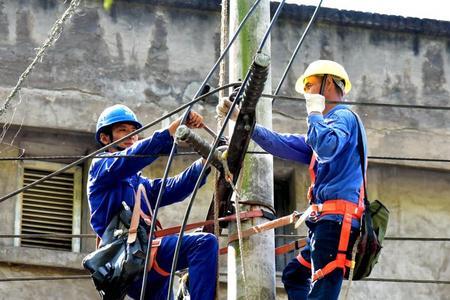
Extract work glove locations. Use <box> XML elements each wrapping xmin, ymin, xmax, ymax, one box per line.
<box><xmin>216</xmin><ymin>98</ymin><xmax>240</xmax><ymax>122</ymax></box>
<box><xmin>304</xmin><ymin>93</ymin><xmax>325</xmax><ymax>115</ymax></box>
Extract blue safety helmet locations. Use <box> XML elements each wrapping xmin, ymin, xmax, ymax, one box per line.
<box><xmin>95</xmin><ymin>104</ymin><xmax>142</xmax><ymax>144</ymax></box>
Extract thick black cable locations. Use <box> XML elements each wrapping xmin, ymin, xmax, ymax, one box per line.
<box><xmin>166</xmin><ymin>1</ymin><xmax>287</xmax><ymax>299</ymax></box>
<box><xmin>266</xmin><ymin>94</ymin><xmax>450</xmax><ymax>110</ymax></box>
<box><xmin>272</xmin><ymin>0</ymin><xmax>323</xmax><ymax>100</ymax></box>
<box><xmin>139</xmin><ymin>1</ymin><xmax>265</xmax><ymax>298</ymax></box>
<box><xmin>0</xmin><ymin>82</ymin><xmax>237</xmax><ymax>204</ymax></box>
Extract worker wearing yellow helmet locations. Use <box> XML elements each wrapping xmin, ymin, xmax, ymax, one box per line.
<box><xmin>216</xmin><ymin>59</ymin><xmax>368</xmax><ymax>300</ymax></box>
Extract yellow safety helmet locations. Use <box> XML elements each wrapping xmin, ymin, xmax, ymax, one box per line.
<box><xmin>295</xmin><ymin>60</ymin><xmax>352</xmax><ymax>94</ymax></box>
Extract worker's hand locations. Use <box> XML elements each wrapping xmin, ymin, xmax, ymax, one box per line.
<box><xmin>168</xmin><ymin>111</ymin><xmax>203</xmax><ymax>136</ymax></box>
<box><xmin>186</xmin><ymin>111</ymin><xmax>204</xmax><ymax>129</ymax></box>
<box><xmin>304</xmin><ymin>93</ymin><xmax>325</xmax><ymax>115</ymax></box>
<box><xmin>216</xmin><ymin>98</ymin><xmax>240</xmax><ymax>122</ymax></box>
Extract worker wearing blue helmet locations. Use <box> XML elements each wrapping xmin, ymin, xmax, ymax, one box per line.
<box><xmin>87</xmin><ymin>104</ymin><xmax>218</xmax><ymax>300</ymax></box>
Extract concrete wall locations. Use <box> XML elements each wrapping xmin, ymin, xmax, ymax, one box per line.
<box><xmin>0</xmin><ymin>0</ymin><xmax>449</xmax><ymax>299</ymax></box>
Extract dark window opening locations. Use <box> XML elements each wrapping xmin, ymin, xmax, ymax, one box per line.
<box><xmin>274</xmin><ymin>176</ymin><xmax>296</xmax><ymax>272</ymax></box>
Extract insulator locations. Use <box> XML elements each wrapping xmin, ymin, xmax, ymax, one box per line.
<box><xmin>175</xmin><ymin>125</ymin><xmax>224</xmax><ymax>172</ymax></box>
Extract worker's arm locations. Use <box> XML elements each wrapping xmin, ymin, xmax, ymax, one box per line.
<box><xmin>252</xmin><ymin>124</ymin><xmax>313</xmax><ymax>164</ymax></box>
<box><xmin>90</xmin><ymin>129</ymin><xmax>174</xmax><ymax>186</ymax></box>
<box><xmin>143</xmin><ymin>159</ymin><xmax>210</xmax><ymax>209</ymax></box>
<box><xmin>306</xmin><ymin>109</ymin><xmax>355</xmax><ymax>162</ymax></box>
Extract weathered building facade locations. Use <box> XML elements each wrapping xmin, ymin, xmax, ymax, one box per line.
<box><xmin>0</xmin><ymin>0</ymin><xmax>449</xmax><ymax>299</ymax></box>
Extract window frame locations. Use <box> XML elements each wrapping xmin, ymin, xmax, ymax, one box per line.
<box><xmin>14</xmin><ymin>160</ymin><xmax>82</xmax><ymax>252</ymax></box>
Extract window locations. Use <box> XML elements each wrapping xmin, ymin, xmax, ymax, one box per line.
<box><xmin>274</xmin><ymin>176</ymin><xmax>296</xmax><ymax>272</ymax></box>
<box><xmin>15</xmin><ymin>161</ymin><xmax>82</xmax><ymax>252</ymax></box>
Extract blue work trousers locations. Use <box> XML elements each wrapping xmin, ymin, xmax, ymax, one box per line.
<box><xmin>127</xmin><ymin>232</ymin><xmax>218</xmax><ymax>300</ymax></box>
<box><xmin>282</xmin><ymin>220</ymin><xmax>359</xmax><ymax>300</ymax></box>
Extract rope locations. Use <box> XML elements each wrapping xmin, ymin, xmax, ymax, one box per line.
<box><xmin>219</xmin><ymin>0</ymin><xmax>229</xmax><ymax>100</ymax></box>
<box><xmin>342</xmin><ymin>236</ymin><xmax>359</xmax><ymax>300</ymax></box>
<box><xmin>227</xmin><ymin>178</ymin><xmax>249</xmax><ymax>300</ymax></box>
<box><xmin>0</xmin><ymin>0</ymin><xmax>82</xmax><ymax>117</ymax></box>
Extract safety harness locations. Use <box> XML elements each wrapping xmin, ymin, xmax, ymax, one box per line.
<box><xmin>297</xmin><ymin>153</ymin><xmax>365</xmax><ymax>282</ymax></box>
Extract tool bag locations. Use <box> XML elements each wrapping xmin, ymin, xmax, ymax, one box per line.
<box><xmin>352</xmin><ymin>198</ymin><xmax>389</xmax><ymax>280</ymax></box>
<box><xmin>350</xmin><ymin>111</ymin><xmax>390</xmax><ymax>280</ymax></box>
<box><xmin>83</xmin><ymin>185</ymin><xmax>153</xmax><ymax>300</ymax></box>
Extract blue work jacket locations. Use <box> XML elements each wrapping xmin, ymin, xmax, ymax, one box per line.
<box><xmin>252</xmin><ymin>105</ymin><xmax>367</xmax><ymax>226</ymax></box>
<box><xmin>87</xmin><ymin>129</ymin><xmax>208</xmax><ymax>237</ymax></box>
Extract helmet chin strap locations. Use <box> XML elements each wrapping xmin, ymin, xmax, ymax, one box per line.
<box><xmin>319</xmin><ymin>74</ymin><xmax>327</xmax><ymax>96</ymax></box>
<box><xmin>108</xmin><ymin>133</ymin><xmax>126</xmax><ymax>152</ymax></box>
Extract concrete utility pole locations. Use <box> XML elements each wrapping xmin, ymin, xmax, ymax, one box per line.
<box><xmin>227</xmin><ymin>1</ymin><xmax>275</xmax><ymax>299</ymax></box>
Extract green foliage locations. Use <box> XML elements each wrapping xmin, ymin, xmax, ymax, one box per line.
<box><xmin>103</xmin><ymin>0</ymin><xmax>114</xmax><ymax>11</ymax></box>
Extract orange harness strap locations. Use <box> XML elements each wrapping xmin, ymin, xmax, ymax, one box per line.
<box><xmin>148</xmin><ymin>238</ymin><xmax>170</xmax><ymax>277</ymax></box>
<box><xmin>297</xmin><ymin>253</ymin><xmax>312</xmax><ymax>269</ymax></box>
<box><xmin>310</xmin><ymin>200</ymin><xmax>363</xmax><ymax>282</ymax></box>
<box><xmin>306</xmin><ymin>153</ymin><xmax>366</xmax><ymax>282</ymax></box>
<box><xmin>307</xmin><ymin>154</ymin><xmax>317</xmax><ymax>202</ymax></box>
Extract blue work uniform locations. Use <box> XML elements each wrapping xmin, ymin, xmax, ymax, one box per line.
<box><xmin>252</xmin><ymin>105</ymin><xmax>367</xmax><ymax>300</ymax></box>
<box><xmin>87</xmin><ymin>129</ymin><xmax>218</xmax><ymax>300</ymax></box>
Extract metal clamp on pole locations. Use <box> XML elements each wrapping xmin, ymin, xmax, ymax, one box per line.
<box><xmin>175</xmin><ymin>125</ymin><xmax>226</xmax><ymax>172</ymax></box>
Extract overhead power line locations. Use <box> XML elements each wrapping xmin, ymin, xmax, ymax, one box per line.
<box><xmin>266</xmin><ymin>94</ymin><xmax>450</xmax><ymax>111</ymax></box>
<box><xmin>0</xmin><ymin>153</ymin><xmax>448</xmax><ymax>163</ymax></box>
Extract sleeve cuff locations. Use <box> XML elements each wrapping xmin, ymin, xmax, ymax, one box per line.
<box><xmin>307</xmin><ymin>113</ymin><xmax>324</xmax><ymax>125</ymax></box>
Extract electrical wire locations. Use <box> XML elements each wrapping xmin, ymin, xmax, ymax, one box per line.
<box><xmin>363</xmin><ymin>278</ymin><xmax>450</xmax><ymax>285</ymax></box>
<box><xmin>0</xmin><ymin>275</ymin><xmax>91</xmax><ymax>282</ymax></box>
<box><xmin>266</xmin><ymin>94</ymin><xmax>450</xmax><ymax>111</ymax></box>
<box><xmin>0</xmin><ymin>153</ymin><xmax>449</xmax><ymax>163</ymax></box>
<box><xmin>0</xmin><ymin>274</ymin><xmax>447</xmax><ymax>285</ymax></box>
<box><xmin>272</xmin><ymin>0</ymin><xmax>323</xmax><ymax>100</ymax></box>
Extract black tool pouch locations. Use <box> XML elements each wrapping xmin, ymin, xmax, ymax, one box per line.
<box><xmin>82</xmin><ymin>203</ymin><xmax>149</xmax><ymax>300</ymax></box>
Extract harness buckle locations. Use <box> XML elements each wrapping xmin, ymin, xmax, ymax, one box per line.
<box><xmin>309</xmin><ymin>204</ymin><xmax>323</xmax><ymax>221</ymax></box>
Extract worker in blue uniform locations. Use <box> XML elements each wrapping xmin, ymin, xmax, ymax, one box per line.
<box><xmin>217</xmin><ymin>60</ymin><xmax>367</xmax><ymax>300</ymax></box>
<box><xmin>87</xmin><ymin>104</ymin><xmax>218</xmax><ymax>300</ymax></box>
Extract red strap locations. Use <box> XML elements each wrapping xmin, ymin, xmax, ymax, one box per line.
<box><xmin>307</xmin><ymin>154</ymin><xmax>316</xmax><ymax>202</ymax></box>
<box><xmin>127</xmin><ymin>184</ymin><xmax>145</xmax><ymax>244</ymax></box>
<box><xmin>308</xmin><ymin>153</ymin><xmax>316</xmax><ymax>184</ymax></box>
<box><xmin>220</xmin><ymin>237</ymin><xmax>307</xmax><ymax>256</ymax></box>
<box><xmin>297</xmin><ymin>254</ymin><xmax>312</xmax><ymax>269</ymax></box>
<box><xmin>311</xmin><ymin>200</ymin><xmax>364</xmax><ymax>219</ymax></box>
<box><xmin>311</xmin><ymin>205</ymin><xmax>357</xmax><ymax>282</ymax></box>
<box><xmin>154</xmin><ymin>209</ymin><xmax>265</xmax><ymax>238</ymax></box>
<box><xmin>275</xmin><ymin>238</ymin><xmax>307</xmax><ymax>256</ymax></box>
<box><xmin>148</xmin><ymin>238</ymin><xmax>170</xmax><ymax>277</ymax></box>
